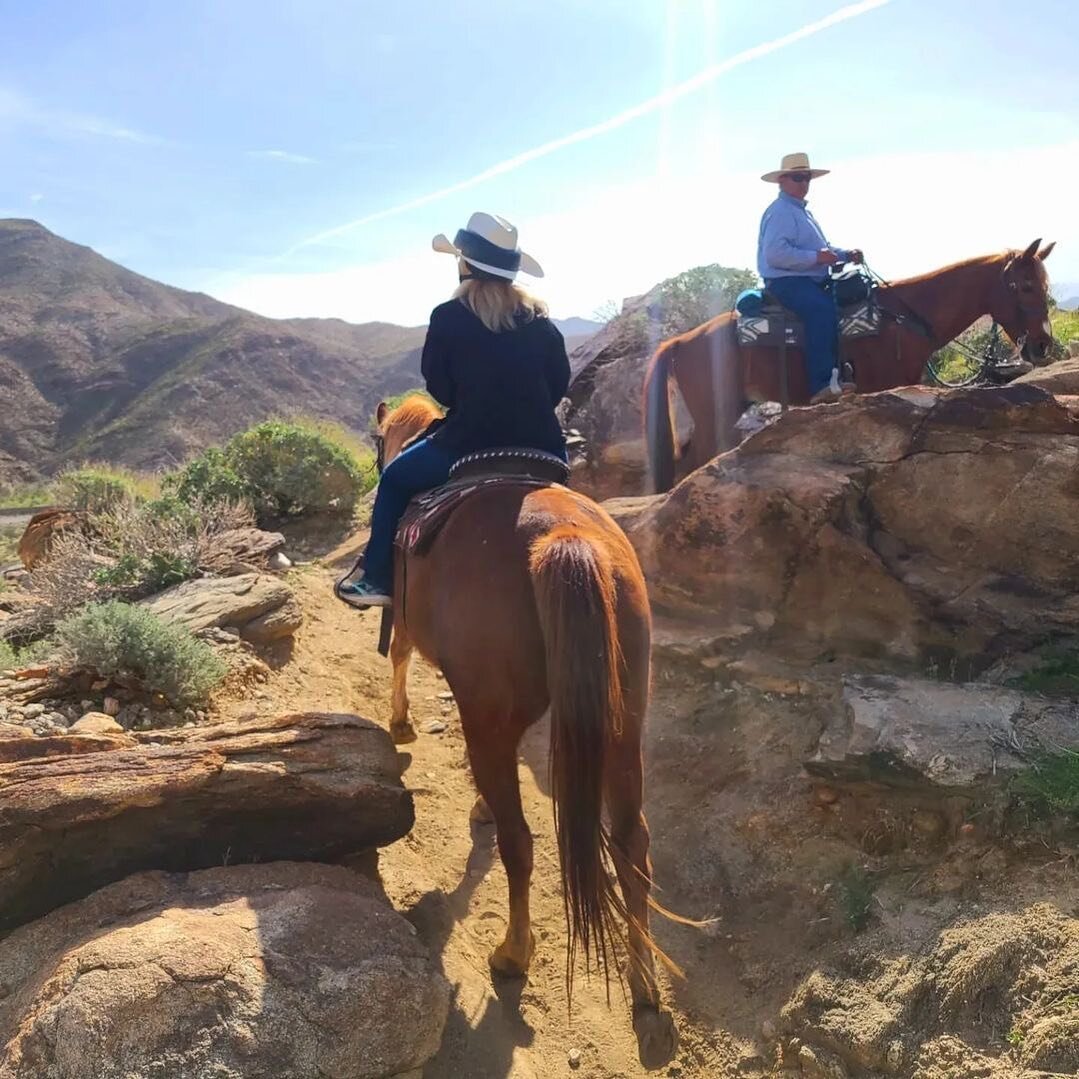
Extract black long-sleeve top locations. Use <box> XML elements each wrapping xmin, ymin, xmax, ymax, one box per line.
<box><xmin>419</xmin><ymin>298</ymin><xmax>570</xmax><ymax>457</ymax></box>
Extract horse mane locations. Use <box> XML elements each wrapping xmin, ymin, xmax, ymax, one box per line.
<box><xmin>886</xmin><ymin>249</ymin><xmax>1046</xmax><ymax>291</ymax></box>
<box><xmin>382</xmin><ymin>394</ymin><xmax>443</xmax><ymax>435</ymax></box>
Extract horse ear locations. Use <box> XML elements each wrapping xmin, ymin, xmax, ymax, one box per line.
<box><xmin>1021</xmin><ymin>238</ymin><xmax>1042</xmax><ymax>261</ymax></box>
<box><xmin>1037</xmin><ymin>241</ymin><xmax>1055</xmax><ymax>262</ymax></box>
<box><xmin>376</xmin><ymin>401</ymin><xmax>388</xmax><ymax>425</ymax></box>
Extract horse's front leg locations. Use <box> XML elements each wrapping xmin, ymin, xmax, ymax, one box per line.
<box><xmin>389</xmin><ymin>626</ymin><xmax>417</xmax><ymax>744</ymax></box>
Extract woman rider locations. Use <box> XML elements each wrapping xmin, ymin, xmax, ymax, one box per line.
<box><xmin>338</xmin><ymin>212</ymin><xmax>570</xmax><ymax>607</ymax></box>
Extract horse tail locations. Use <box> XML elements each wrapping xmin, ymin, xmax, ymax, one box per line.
<box><xmin>530</xmin><ymin>525</ymin><xmax>629</xmax><ymax>1000</ymax></box>
<box><xmin>643</xmin><ymin>340</ymin><xmax>677</xmax><ymax>493</ymax></box>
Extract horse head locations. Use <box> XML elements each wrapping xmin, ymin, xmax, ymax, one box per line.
<box><xmin>372</xmin><ymin>395</ymin><xmax>444</xmax><ymax>471</ymax></box>
<box><xmin>992</xmin><ymin>239</ymin><xmax>1056</xmax><ymax>364</ymax></box>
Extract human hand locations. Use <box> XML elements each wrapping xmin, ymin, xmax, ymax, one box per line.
<box><xmin>816</xmin><ymin>248</ymin><xmax>839</xmax><ymax>266</ymax></box>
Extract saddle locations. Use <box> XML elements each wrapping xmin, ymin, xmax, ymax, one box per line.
<box><xmin>397</xmin><ymin>447</ymin><xmax>569</xmax><ymax>559</ymax></box>
<box><xmin>735</xmin><ymin>270</ymin><xmax>882</xmax><ymax>349</ymax></box>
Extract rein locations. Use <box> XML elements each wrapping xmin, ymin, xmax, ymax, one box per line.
<box><xmin>862</xmin><ymin>261</ymin><xmax>1027</xmax><ymax>367</ymax></box>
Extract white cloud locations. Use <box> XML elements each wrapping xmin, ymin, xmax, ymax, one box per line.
<box><xmin>247</xmin><ymin>149</ymin><xmax>318</xmax><ymax>165</ymax></box>
<box><xmin>28</xmin><ymin>193</ymin><xmax>44</xmax><ymax>204</ymax></box>
<box><xmin>0</xmin><ymin>85</ymin><xmax>161</xmax><ymax>144</ymax></box>
<box><xmin>209</xmin><ymin>140</ymin><xmax>1079</xmax><ymax>326</ymax></box>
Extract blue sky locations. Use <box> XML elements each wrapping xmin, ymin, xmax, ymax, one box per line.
<box><xmin>1</xmin><ymin>0</ymin><xmax>1077</xmax><ymax>324</ymax></box>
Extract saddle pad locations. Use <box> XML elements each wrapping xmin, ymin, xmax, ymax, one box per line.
<box><xmin>396</xmin><ymin>476</ymin><xmax>553</xmax><ymax>559</ymax></box>
<box><xmin>736</xmin><ymin>300</ymin><xmax>882</xmax><ymax>347</ymax></box>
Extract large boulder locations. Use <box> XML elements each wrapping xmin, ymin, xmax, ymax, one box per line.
<box><xmin>1013</xmin><ymin>355</ymin><xmax>1079</xmax><ymax>395</ymax></box>
<box><xmin>0</xmin><ymin>712</ymin><xmax>413</xmax><ymax>930</ymax></box>
<box><xmin>139</xmin><ymin>572</ymin><xmax>302</xmax><ymax>643</ymax></box>
<box><xmin>807</xmin><ymin>675</ymin><xmax>1079</xmax><ymax>793</ymax></box>
<box><xmin>0</xmin><ymin>862</ymin><xmax>450</xmax><ymax>1079</ymax></box>
<box><xmin>198</xmin><ymin>526</ymin><xmax>287</xmax><ymax>575</ymax></box>
<box><xmin>611</xmin><ymin>385</ymin><xmax>1079</xmax><ymax>663</ymax></box>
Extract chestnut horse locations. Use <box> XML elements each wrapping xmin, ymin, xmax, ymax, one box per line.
<box><xmin>644</xmin><ymin>240</ymin><xmax>1056</xmax><ymax>491</ymax></box>
<box><xmin>373</xmin><ymin>395</ymin><xmax>677</xmax><ymax>1067</ymax></box>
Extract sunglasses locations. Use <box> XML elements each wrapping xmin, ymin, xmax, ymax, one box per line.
<box><xmin>784</xmin><ymin>172</ymin><xmax>813</xmax><ymax>183</ymax></box>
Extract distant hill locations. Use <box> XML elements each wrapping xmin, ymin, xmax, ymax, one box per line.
<box><xmin>0</xmin><ymin>220</ymin><xmax>427</xmax><ymax>483</ymax></box>
<box><xmin>0</xmin><ymin>219</ymin><xmax>609</xmax><ymax>485</ymax></box>
<box><xmin>1052</xmin><ymin>282</ymin><xmax>1079</xmax><ymax>310</ymax></box>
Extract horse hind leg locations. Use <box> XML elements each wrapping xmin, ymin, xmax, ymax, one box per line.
<box><xmin>388</xmin><ymin>626</ymin><xmax>417</xmax><ymax>745</ymax></box>
<box><xmin>465</xmin><ymin>716</ymin><xmax>534</xmax><ymax>976</ymax></box>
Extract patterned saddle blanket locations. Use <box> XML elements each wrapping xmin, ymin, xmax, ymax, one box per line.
<box><xmin>736</xmin><ymin>296</ymin><xmax>882</xmax><ymax>348</ymax></box>
<box><xmin>396</xmin><ymin>447</ymin><xmax>569</xmax><ymax>559</ymax></box>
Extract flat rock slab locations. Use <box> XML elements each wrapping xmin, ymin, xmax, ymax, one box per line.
<box><xmin>807</xmin><ymin>675</ymin><xmax>1079</xmax><ymax>792</ymax></box>
<box><xmin>139</xmin><ymin>573</ymin><xmax>302</xmax><ymax>643</ymax></box>
<box><xmin>0</xmin><ymin>862</ymin><xmax>450</xmax><ymax>1079</ymax></box>
<box><xmin>0</xmin><ymin>712</ymin><xmax>413</xmax><ymax>931</ymax></box>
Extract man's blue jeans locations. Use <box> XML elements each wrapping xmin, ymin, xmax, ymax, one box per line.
<box><xmin>765</xmin><ymin>276</ymin><xmax>838</xmax><ymax>396</ymax></box>
<box><xmin>362</xmin><ymin>437</ymin><xmax>456</xmax><ymax>590</ymax></box>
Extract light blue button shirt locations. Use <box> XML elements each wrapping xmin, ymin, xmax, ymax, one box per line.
<box><xmin>757</xmin><ymin>191</ymin><xmax>850</xmax><ymax>280</ymax></box>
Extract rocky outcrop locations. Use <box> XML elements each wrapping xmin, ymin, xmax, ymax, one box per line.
<box><xmin>198</xmin><ymin>527</ymin><xmax>287</xmax><ymax>575</ymax></box>
<box><xmin>0</xmin><ymin>862</ymin><xmax>451</xmax><ymax>1079</ymax></box>
<box><xmin>0</xmin><ymin>712</ymin><xmax>412</xmax><ymax>930</ymax></box>
<box><xmin>1013</xmin><ymin>355</ymin><xmax>1079</xmax><ymax>394</ymax></box>
<box><xmin>611</xmin><ymin>385</ymin><xmax>1079</xmax><ymax>664</ymax></box>
<box><xmin>807</xmin><ymin>676</ymin><xmax>1079</xmax><ymax>792</ymax></box>
<box><xmin>139</xmin><ymin>572</ymin><xmax>302</xmax><ymax>643</ymax></box>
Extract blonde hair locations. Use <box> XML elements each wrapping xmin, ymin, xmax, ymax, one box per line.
<box><xmin>454</xmin><ymin>277</ymin><xmax>549</xmax><ymax>333</ymax></box>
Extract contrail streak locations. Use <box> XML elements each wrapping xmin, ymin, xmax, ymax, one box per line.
<box><xmin>288</xmin><ymin>0</ymin><xmax>891</xmax><ymax>254</ymax></box>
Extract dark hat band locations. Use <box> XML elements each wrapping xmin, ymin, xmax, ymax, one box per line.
<box><xmin>454</xmin><ymin>228</ymin><xmax>521</xmax><ymax>273</ymax></box>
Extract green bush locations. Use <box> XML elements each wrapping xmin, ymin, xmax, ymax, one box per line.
<box><xmin>50</xmin><ymin>601</ymin><xmax>227</xmax><ymax>706</ymax></box>
<box><xmin>610</xmin><ymin>263</ymin><xmax>758</xmax><ymax>353</ymax></box>
<box><xmin>0</xmin><ymin>482</ymin><xmax>54</xmax><ymax>509</ymax></box>
<box><xmin>163</xmin><ymin>448</ymin><xmax>249</xmax><ymax>506</ymax></box>
<box><xmin>1011</xmin><ymin>750</ymin><xmax>1079</xmax><ymax>819</ymax></box>
<box><xmin>166</xmin><ymin>420</ymin><xmax>366</xmax><ymax>521</ymax></box>
<box><xmin>53</xmin><ymin>466</ymin><xmax>153</xmax><ymax>514</ymax></box>
<box><xmin>0</xmin><ymin>639</ymin><xmax>18</xmax><ymax>671</ymax></box>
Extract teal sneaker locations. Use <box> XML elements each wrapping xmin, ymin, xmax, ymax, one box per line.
<box><xmin>335</xmin><ymin>577</ymin><xmax>392</xmax><ymax>609</ymax></box>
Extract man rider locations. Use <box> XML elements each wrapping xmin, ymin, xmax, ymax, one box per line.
<box><xmin>757</xmin><ymin>152</ymin><xmax>863</xmax><ymax>403</ymax></box>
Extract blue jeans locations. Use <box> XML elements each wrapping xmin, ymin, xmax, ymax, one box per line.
<box><xmin>766</xmin><ymin>276</ymin><xmax>838</xmax><ymax>396</ymax></box>
<box><xmin>362</xmin><ymin>437</ymin><xmax>456</xmax><ymax>590</ymax></box>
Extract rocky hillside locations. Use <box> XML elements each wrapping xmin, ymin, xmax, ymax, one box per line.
<box><xmin>0</xmin><ymin>220</ymin><xmax>421</xmax><ymax>482</ymax></box>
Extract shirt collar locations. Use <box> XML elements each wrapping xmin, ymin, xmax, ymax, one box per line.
<box><xmin>778</xmin><ymin>190</ymin><xmax>807</xmax><ymax>208</ymax></box>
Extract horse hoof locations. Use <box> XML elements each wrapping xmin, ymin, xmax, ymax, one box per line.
<box><xmin>489</xmin><ymin>933</ymin><xmax>535</xmax><ymax>978</ymax></box>
<box><xmin>390</xmin><ymin>722</ymin><xmax>418</xmax><ymax>745</ymax></box>
<box><xmin>633</xmin><ymin>1005</ymin><xmax>678</xmax><ymax>1070</ymax></box>
<box><xmin>470</xmin><ymin>795</ymin><xmax>495</xmax><ymax>824</ymax></box>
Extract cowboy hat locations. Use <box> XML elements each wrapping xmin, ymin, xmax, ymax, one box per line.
<box><xmin>432</xmin><ymin>212</ymin><xmax>544</xmax><ymax>280</ymax></box>
<box><xmin>761</xmin><ymin>152</ymin><xmax>830</xmax><ymax>183</ymax></box>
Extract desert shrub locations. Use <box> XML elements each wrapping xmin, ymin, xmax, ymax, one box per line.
<box><xmin>48</xmin><ymin>601</ymin><xmax>226</xmax><ymax>706</ymax></box>
<box><xmin>1011</xmin><ymin>750</ymin><xmax>1079</xmax><ymax>820</ymax></box>
<box><xmin>54</xmin><ymin>465</ymin><xmax>158</xmax><ymax>513</ymax></box>
<box><xmin>171</xmin><ymin>420</ymin><xmax>365</xmax><ymax>521</ymax></box>
<box><xmin>0</xmin><ymin>482</ymin><xmax>53</xmax><ymax>509</ymax></box>
<box><xmin>608</xmin><ymin>264</ymin><xmax>757</xmax><ymax>354</ymax></box>
<box><xmin>24</xmin><ymin>496</ymin><xmax>254</xmax><ymax>631</ymax></box>
<box><xmin>0</xmin><ymin>639</ymin><xmax>17</xmax><ymax>671</ymax></box>
<box><xmin>163</xmin><ymin>447</ymin><xmax>249</xmax><ymax>506</ymax></box>
<box><xmin>226</xmin><ymin>420</ymin><xmax>363</xmax><ymax>517</ymax></box>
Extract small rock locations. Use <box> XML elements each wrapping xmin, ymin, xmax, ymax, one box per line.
<box><xmin>436</xmin><ymin>691</ymin><xmax>454</xmax><ymax>702</ymax></box>
<box><xmin>21</xmin><ymin>704</ymin><xmax>45</xmax><ymax>719</ymax></box>
<box><xmin>814</xmin><ymin>786</ymin><xmax>839</xmax><ymax>806</ymax></box>
<box><xmin>103</xmin><ymin>697</ymin><xmax>121</xmax><ymax>717</ymax></box>
<box><xmin>42</xmin><ymin>711</ymin><xmax>68</xmax><ymax>727</ymax></box>
<box><xmin>267</xmin><ymin>552</ymin><xmax>292</xmax><ymax>571</ymax></box>
<box><xmin>71</xmin><ymin>713</ymin><xmax>124</xmax><ymax>735</ymax></box>
<box><xmin>421</xmin><ymin>720</ymin><xmax>447</xmax><ymax>735</ymax></box>
<box><xmin>761</xmin><ymin>1020</ymin><xmax>777</xmax><ymax>1041</ymax></box>
<box><xmin>568</xmin><ymin>1048</ymin><xmax>582</xmax><ymax>1069</ymax></box>
<box><xmin>80</xmin><ymin>700</ymin><xmax>95</xmax><ymax>713</ymax></box>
